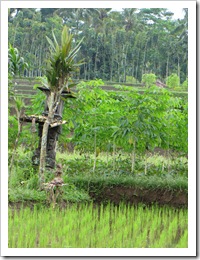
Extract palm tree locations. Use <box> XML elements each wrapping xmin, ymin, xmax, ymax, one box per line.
<box><xmin>38</xmin><ymin>25</ymin><xmax>84</xmax><ymax>187</ymax></box>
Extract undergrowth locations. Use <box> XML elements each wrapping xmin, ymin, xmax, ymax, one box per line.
<box><xmin>8</xmin><ymin>147</ymin><xmax>188</xmax><ymax>204</ymax></box>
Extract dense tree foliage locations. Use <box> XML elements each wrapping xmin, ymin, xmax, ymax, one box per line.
<box><xmin>8</xmin><ymin>8</ymin><xmax>188</xmax><ymax>83</ymax></box>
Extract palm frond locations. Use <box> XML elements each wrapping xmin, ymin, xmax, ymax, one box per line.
<box><xmin>52</xmin><ymin>30</ymin><xmax>59</xmax><ymax>48</ymax></box>
<box><xmin>64</xmin><ymin>38</ymin><xmax>84</xmax><ymax>66</ymax></box>
<box><xmin>61</xmin><ymin>25</ymin><xmax>68</xmax><ymax>47</ymax></box>
<box><xmin>45</xmin><ymin>25</ymin><xmax>84</xmax><ymax>89</ymax></box>
<box><xmin>46</xmin><ymin>36</ymin><xmax>56</xmax><ymax>53</ymax></box>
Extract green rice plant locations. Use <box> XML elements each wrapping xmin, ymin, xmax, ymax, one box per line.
<box><xmin>176</xmin><ymin>229</ymin><xmax>188</xmax><ymax>248</ymax></box>
<box><xmin>122</xmin><ymin>225</ymin><xmax>130</xmax><ymax>245</ymax></box>
<box><xmin>139</xmin><ymin>228</ymin><xmax>149</xmax><ymax>248</ymax></box>
<box><xmin>8</xmin><ymin>203</ymin><xmax>188</xmax><ymax>248</ymax></box>
<box><xmin>148</xmin><ymin>218</ymin><xmax>160</xmax><ymax>245</ymax></box>
<box><xmin>167</xmin><ymin>216</ymin><xmax>178</xmax><ymax>246</ymax></box>
<box><xmin>154</xmin><ymin>229</ymin><xmax>168</xmax><ymax>248</ymax></box>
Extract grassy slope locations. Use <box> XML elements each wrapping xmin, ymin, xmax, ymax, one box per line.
<box><xmin>8</xmin><ymin>173</ymin><xmax>187</xmax><ymax>205</ymax></box>
<box><xmin>68</xmin><ymin>174</ymin><xmax>188</xmax><ymax>192</ymax></box>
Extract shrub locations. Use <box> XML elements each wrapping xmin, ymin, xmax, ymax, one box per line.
<box><xmin>126</xmin><ymin>76</ymin><xmax>137</xmax><ymax>84</ymax></box>
<box><xmin>142</xmin><ymin>73</ymin><xmax>156</xmax><ymax>88</ymax></box>
<box><xmin>182</xmin><ymin>78</ymin><xmax>188</xmax><ymax>90</ymax></box>
<box><xmin>166</xmin><ymin>73</ymin><xmax>180</xmax><ymax>89</ymax></box>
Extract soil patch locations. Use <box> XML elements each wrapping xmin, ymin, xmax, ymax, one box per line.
<box><xmin>89</xmin><ymin>186</ymin><xmax>187</xmax><ymax>208</ymax></box>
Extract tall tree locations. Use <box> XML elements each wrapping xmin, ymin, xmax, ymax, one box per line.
<box><xmin>38</xmin><ymin>26</ymin><xmax>84</xmax><ymax>187</ymax></box>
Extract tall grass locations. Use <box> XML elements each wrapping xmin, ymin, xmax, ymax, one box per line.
<box><xmin>9</xmin><ymin>203</ymin><xmax>188</xmax><ymax>248</ymax></box>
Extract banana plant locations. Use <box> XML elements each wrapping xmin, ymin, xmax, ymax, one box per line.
<box><xmin>8</xmin><ymin>44</ymin><xmax>28</xmax><ymax>175</ymax></box>
<box><xmin>8</xmin><ymin>43</ymin><xmax>29</xmax><ymax>76</ymax></box>
<box><xmin>8</xmin><ymin>44</ymin><xmax>29</xmax><ymax>99</ymax></box>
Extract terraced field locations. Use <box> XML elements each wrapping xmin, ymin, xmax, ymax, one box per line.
<box><xmin>11</xmin><ymin>77</ymin><xmax>145</xmax><ymax>109</ymax></box>
<box><xmin>12</xmin><ymin>77</ymin><xmax>187</xmax><ymax>102</ymax></box>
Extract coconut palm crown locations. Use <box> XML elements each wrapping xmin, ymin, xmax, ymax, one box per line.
<box><xmin>45</xmin><ymin>25</ymin><xmax>84</xmax><ymax>91</ymax></box>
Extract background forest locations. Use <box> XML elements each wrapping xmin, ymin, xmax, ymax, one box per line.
<box><xmin>8</xmin><ymin>7</ymin><xmax>188</xmax><ymax>84</ymax></box>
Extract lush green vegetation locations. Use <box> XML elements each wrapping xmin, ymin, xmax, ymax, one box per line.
<box><xmin>8</xmin><ymin>79</ymin><xmax>188</xmax><ymax>203</ymax></box>
<box><xmin>10</xmin><ymin>80</ymin><xmax>188</xmax><ymax>158</ymax></box>
<box><xmin>8</xmin><ymin>148</ymin><xmax>91</xmax><ymax>203</ymax></box>
<box><xmin>8</xmin><ymin>203</ymin><xmax>188</xmax><ymax>248</ymax></box>
<box><xmin>54</xmin><ymin>80</ymin><xmax>188</xmax><ymax>177</ymax></box>
<box><xmin>8</xmin><ymin>8</ymin><xmax>188</xmax><ymax>85</ymax></box>
<box><xmin>8</xmin><ymin>147</ymin><xmax>188</xmax><ymax>203</ymax></box>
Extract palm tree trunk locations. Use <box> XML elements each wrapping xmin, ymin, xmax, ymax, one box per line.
<box><xmin>166</xmin><ymin>53</ymin><xmax>169</xmax><ymax>79</ymax></box>
<box><xmin>117</xmin><ymin>60</ymin><xmax>120</xmax><ymax>82</ymax></box>
<box><xmin>110</xmin><ymin>35</ymin><xmax>114</xmax><ymax>82</ymax></box>
<box><xmin>84</xmin><ymin>63</ymin><xmax>87</xmax><ymax>80</ymax></box>
<box><xmin>135</xmin><ymin>50</ymin><xmax>140</xmax><ymax>81</ymax></box>
<box><xmin>142</xmin><ymin>41</ymin><xmax>148</xmax><ymax>75</ymax></box>
<box><xmin>123</xmin><ymin>45</ymin><xmax>128</xmax><ymax>83</ymax></box>
<box><xmin>177</xmin><ymin>55</ymin><xmax>180</xmax><ymax>86</ymax></box>
<box><xmin>94</xmin><ymin>43</ymin><xmax>99</xmax><ymax>78</ymax></box>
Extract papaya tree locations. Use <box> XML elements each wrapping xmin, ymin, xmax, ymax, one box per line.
<box><xmin>112</xmin><ymin>86</ymin><xmax>171</xmax><ymax>174</ymax></box>
<box><xmin>71</xmin><ymin>79</ymin><xmax>109</xmax><ymax>172</ymax></box>
<box><xmin>38</xmin><ymin>25</ymin><xmax>83</xmax><ymax>187</ymax></box>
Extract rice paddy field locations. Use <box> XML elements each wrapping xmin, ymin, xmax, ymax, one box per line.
<box><xmin>8</xmin><ymin>203</ymin><xmax>188</xmax><ymax>248</ymax></box>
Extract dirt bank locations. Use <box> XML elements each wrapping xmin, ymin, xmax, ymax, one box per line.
<box><xmin>89</xmin><ymin>186</ymin><xmax>187</xmax><ymax>208</ymax></box>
